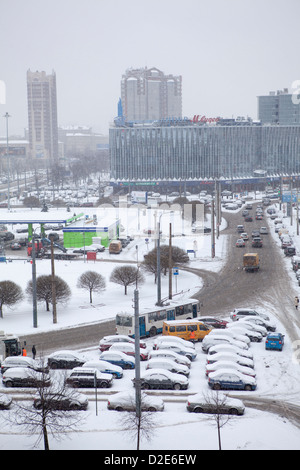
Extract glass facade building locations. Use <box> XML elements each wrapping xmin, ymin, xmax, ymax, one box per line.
<box><xmin>110</xmin><ymin>123</ymin><xmax>300</xmax><ymax>182</ymax></box>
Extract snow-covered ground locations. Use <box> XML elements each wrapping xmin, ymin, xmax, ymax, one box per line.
<box><xmin>0</xmin><ymin>199</ymin><xmax>300</xmax><ymax>450</ymax></box>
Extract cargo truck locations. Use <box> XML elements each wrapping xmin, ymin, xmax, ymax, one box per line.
<box><xmin>243</xmin><ymin>253</ymin><xmax>260</xmax><ymax>272</ymax></box>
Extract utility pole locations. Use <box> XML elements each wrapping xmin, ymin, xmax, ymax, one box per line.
<box><xmin>156</xmin><ymin>220</ymin><xmax>161</xmax><ymax>305</ymax></box>
<box><xmin>211</xmin><ymin>200</ymin><xmax>215</xmax><ymax>258</ymax></box>
<box><xmin>31</xmin><ymin>233</ymin><xmax>38</xmax><ymax>328</ymax></box>
<box><xmin>50</xmin><ymin>238</ymin><xmax>57</xmax><ymax>324</ymax></box>
<box><xmin>169</xmin><ymin>222</ymin><xmax>172</xmax><ymax>299</ymax></box>
<box><xmin>134</xmin><ymin>288</ymin><xmax>141</xmax><ymax>427</ymax></box>
<box><xmin>4</xmin><ymin>112</ymin><xmax>11</xmax><ymax>211</ymax></box>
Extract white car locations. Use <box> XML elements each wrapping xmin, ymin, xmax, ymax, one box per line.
<box><xmin>207</xmin><ymin>343</ymin><xmax>253</xmax><ymax>359</ymax></box>
<box><xmin>226</xmin><ymin>324</ymin><xmax>263</xmax><ymax>342</ymax></box>
<box><xmin>109</xmin><ymin>342</ymin><xmax>148</xmax><ymax>360</ymax></box>
<box><xmin>99</xmin><ymin>334</ymin><xmax>146</xmax><ymax>351</ymax></box>
<box><xmin>1</xmin><ymin>356</ymin><xmax>47</xmax><ymax>374</ymax></box>
<box><xmin>240</xmin><ymin>316</ymin><xmax>276</xmax><ymax>332</ymax></box>
<box><xmin>153</xmin><ymin>336</ymin><xmax>195</xmax><ymax>350</ymax></box>
<box><xmin>202</xmin><ymin>334</ymin><xmax>248</xmax><ymax>353</ymax></box>
<box><xmin>186</xmin><ymin>392</ymin><xmax>245</xmax><ymax>415</ymax></box>
<box><xmin>148</xmin><ymin>349</ymin><xmax>191</xmax><ymax>368</ymax></box>
<box><xmin>205</xmin><ymin>360</ymin><xmax>256</xmax><ymax>377</ymax></box>
<box><xmin>146</xmin><ymin>358</ymin><xmax>190</xmax><ymax>377</ymax></box>
<box><xmin>82</xmin><ymin>360</ymin><xmax>123</xmax><ymax>379</ymax></box>
<box><xmin>236</xmin><ymin>319</ymin><xmax>267</xmax><ymax>336</ymax></box>
<box><xmin>206</xmin><ymin>352</ymin><xmax>254</xmax><ymax>369</ymax></box>
<box><xmin>209</xmin><ymin>329</ymin><xmax>251</xmax><ymax>346</ymax></box>
<box><xmin>155</xmin><ymin>342</ymin><xmax>197</xmax><ymax>361</ymax></box>
<box><xmin>107</xmin><ymin>391</ymin><xmax>164</xmax><ymax>412</ymax></box>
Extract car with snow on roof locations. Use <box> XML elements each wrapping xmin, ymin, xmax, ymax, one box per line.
<box><xmin>153</xmin><ymin>335</ymin><xmax>195</xmax><ymax>350</ymax></box>
<box><xmin>133</xmin><ymin>369</ymin><xmax>189</xmax><ymax>390</ymax></box>
<box><xmin>208</xmin><ymin>328</ymin><xmax>251</xmax><ymax>346</ymax></box>
<box><xmin>202</xmin><ymin>334</ymin><xmax>249</xmax><ymax>353</ymax></box>
<box><xmin>47</xmin><ymin>350</ymin><xmax>86</xmax><ymax>369</ymax></box>
<box><xmin>186</xmin><ymin>392</ymin><xmax>245</xmax><ymax>415</ymax></box>
<box><xmin>205</xmin><ymin>360</ymin><xmax>256</xmax><ymax>378</ymax></box>
<box><xmin>148</xmin><ymin>349</ymin><xmax>191</xmax><ymax>368</ymax></box>
<box><xmin>155</xmin><ymin>342</ymin><xmax>196</xmax><ymax>361</ymax></box>
<box><xmin>226</xmin><ymin>323</ymin><xmax>263</xmax><ymax>342</ymax></box>
<box><xmin>208</xmin><ymin>369</ymin><xmax>257</xmax><ymax>391</ymax></box>
<box><xmin>2</xmin><ymin>367</ymin><xmax>51</xmax><ymax>388</ymax></box>
<box><xmin>66</xmin><ymin>367</ymin><xmax>113</xmax><ymax>388</ymax></box>
<box><xmin>99</xmin><ymin>334</ymin><xmax>146</xmax><ymax>351</ymax></box>
<box><xmin>34</xmin><ymin>391</ymin><xmax>89</xmax><ymax>411</ymax></box>
<box><xmin>107</xmin><ymin>391</ymin><xmax>164</xmax><ymax>412</ymax></box>
<box><xmin>99</xmin><ymin>351</ymin><xmax>135</xmax><ymax>369</ymax></box>
<box><xmin>82</xmin><ymin>360</ymin><xmax>123</xmax><ymax>379</ymax></box>
<box><xmin>207</xmin><ymin>343</ymin><xmax>253</xmax><ymax>359</ymax></box>
<box><xmin>146</xmin><ymin>358</ymin><xmax>190</xmax><ymax>377</ymax></box>
<box><xmin>109</xmin><ymin>342</ymin><xmax>148</xmax><ymax>361</ymax></box>
<box><xmin>206</xmin><ymin>352</ymin><xmax>254</xmax><ymax>369</ymax></box>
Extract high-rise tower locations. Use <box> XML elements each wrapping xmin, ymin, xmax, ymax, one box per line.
<box><xmin>121</xmin><ymin>67</ymin><xmax>182</xmax><ymax>122</ymax></box>
<box><xmin>27</xmin><ymin>69</ymin><xmax>58</xmax><ymax>160</ymax></box>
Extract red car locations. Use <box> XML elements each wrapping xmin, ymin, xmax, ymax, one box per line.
<box><xmin>197</xmin><ymin>317</ymin><xmax>228</xmax><ymax>329</ymax></box>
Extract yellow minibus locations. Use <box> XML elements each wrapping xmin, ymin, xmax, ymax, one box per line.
<box><xmin>162</xmin><ymin>320</ymin><xmax>212</xmax><ymax>342</ymax></box>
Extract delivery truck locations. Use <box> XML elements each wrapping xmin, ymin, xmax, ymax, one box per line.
<box><xmin>243</xmin><ymin>253</ymin><xmax>260</xmax><ymax>272</ymax></box>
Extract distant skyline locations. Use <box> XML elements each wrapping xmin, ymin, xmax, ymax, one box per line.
<box><xmin>1</xmin><ymin>0</ymin><xmax>300</xmax><ymax>136</ymax></box>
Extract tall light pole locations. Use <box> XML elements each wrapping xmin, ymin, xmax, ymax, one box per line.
<box><xmin>4</xmin><ymin>112</ymin><xmax>11</xmax><ymax>211</ymax></box>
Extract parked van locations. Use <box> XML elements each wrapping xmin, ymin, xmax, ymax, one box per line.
<box><xmin>109</xmin><ymin>240</ymin><xmax>122</xmax><ymax>254</ymax></box>
<box><xmin>162</xmin><ymin>320</ymin><xmax>212</xmax><ymax>342</ymax></box>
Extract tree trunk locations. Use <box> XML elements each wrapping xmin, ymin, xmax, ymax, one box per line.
<box><xmin>43</xmin><ymin>418</ymin><xmax>50</xmax><ymax>450</ymax></box>
<box><xmin>124</xmin><ymin>285</ymin><xmax>127</xmax><ymax>295</ymax></box>
<box><xmin>46</xmin><ymin>300</ymin><xmax>50</xmax><ymax>312</ymax></box>
<box><xmin>89</xmin><ymin>289</ymin><xmax>93</xmax><ymax>303</ymax></box>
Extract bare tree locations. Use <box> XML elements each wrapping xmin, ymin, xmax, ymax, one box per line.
<box><xmin>26</xmin><ymin>275</ymin><xmax>71</xmax><ymax>312</ymax></box>
<box><xmin>142</xmin><ymin>244</ymin><xmax>189</xmax><ymax>280</ymax></box>
<box><xmin>77</xmin><ymin>271</ymin><xmax>106</xmax><ymax>303</ymax></box>
<box><xmin>5</xmin><ymin>366</ymin><xmax>86</xmax><ymax>450</ymax></box>
<box><xmin>110</xmin><ymin>266</ymin><xmax>144</xmax><ymax>295</ymax></box>
<box><xmin>0</xmin><ymin>281</ymin><xmax>23</xmax><ymax>318</ymax></box>
<box><xmin>118</xmin><ymin>393</ymin><xmax>157</xmax><ymax>450</ymax></box>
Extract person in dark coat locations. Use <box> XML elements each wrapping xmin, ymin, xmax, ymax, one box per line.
<box><xmin>32</xmin><ymin>345</ymin><xmax>37</xmax><ymax>359</ymax></box>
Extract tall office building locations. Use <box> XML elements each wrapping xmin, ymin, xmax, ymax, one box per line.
<box><xmin>258</xmin><ymin>88</ymin><xmax>300</xmax><ymax>125</ymax></box>
<box><xmin>27</xmin><ymin>69</ymin><xmax>58</xmax><ymax>160</ymax></box>
<box><xmin>121</xmin><ymin>67</ymin><xmax>182</xmax><ymax>122</ymax></box>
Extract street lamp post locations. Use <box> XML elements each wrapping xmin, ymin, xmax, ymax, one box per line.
<box><xmin>4</xmin><ymin>112</ymin><xmax>11</xmax><ymax>211</ymax></box>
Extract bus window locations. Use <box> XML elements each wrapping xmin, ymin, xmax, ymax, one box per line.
<box><xmin>116</xmin><ymin>314</ymin><xmax>132</xmax><ymax>327</ymax></box>
<box><xmin>176</xmin><ymin>325</ymin><xmax>187</xmax><ymax>332</ymax></box>
<box><xmin>176</xmin><ymin>306</ymin><xmax>184</xmax><ymax>317</ymax></box>
<box><xmin>187</xmin><ymin>324</ymin><xmax>197</xmax><ymax>332</ymax></box>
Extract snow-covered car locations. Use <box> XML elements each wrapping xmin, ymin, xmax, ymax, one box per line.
<box><xmin>148</xmin><ymin>349</ymin><xmax>191</xmax><ymax>368</ymax></box>
<box><xmin>107</xmin><ymin>391</ymin><xmax>164</xmax><ymax>412</ymax></box>
<box><xmin>236</xmin><ymin>318</ymin><xmax>267</xmax><ymax>336</ymax></box>
<box><xmin>208</xmin><ymin>369</ymin><xmax>257</xmax><ymax>391</ymax></box>
<box><xmin>2</xmin><ymin>367</ymin><xmax>51</xmax><ymax>388</ymax></box>
<box><xmin>99</xmin><ymin>334</ymin><xmax>146</xmax><ymax>351</ymax></box>
<box><xmin>0</xmin><ymin>393</ymin><xmax>12</xmax><ymax>409</ymax></box>
<box><xmin>206</xmin><ymin>352</ymin><xmax>254</xmax><ymax>369</ymax></box>
<box><xmin>186</xmin><ymin>392</ymin><xmax>245</xmax><ymax>415</ymax></box>
<box><xmin>1</xmin><ymin>356</ymin><xmax>48</xmax><ymax>374</ymax></box>
<box><xmin>34</xmin><ymin>391</ymin><xmax>89</xmax><ymax>410</ymax></box>
<box><xmin>226</xmin><ymin>324</ymin><xmax>263</xmax><ymax>342</ymax></box>
<box><xmin>205</xmin><ymin>360</ymin><xmax>256</xmax><ymax>377</ymax></box>
<box><xmin>153</xmin><ymin>336</ymin><xmax>195</xmax><ymax>350</ymax></box>
<box><xmin>99</xmin><ymin>351</ymin><xmax>135</xmax><ymax>369</ymax></box>
<box><xmin>209</xmin><ymin>329</ymin><xmax>251</xmax><ymax>346</ymax></box>
<box><xmin>155</xmin><ymin>342</ymin><xmax>197</xmax><ymax>361</ymax></box>
<box><xmin>66</xmin><ymin>367</ymin><xmax>113</xmax><ymax>388</ymax></box>
<box><xmin>196</xmin><ymin>316</ymin><xmax>228</xmax><ymax>329</ymax></box>
<box><xmin>82</xmin><ymin>360</ymin><xmax>123</xmax><ymax>379</ymax></box>
<box><xmin>240</xmin><ymin>316</ymin><xmax>276</xmax><ymax>332</ymax></box>
<box><xmin>109</xmin><ymin>342</ymin><xmax>148</xmax><ymax>361</ymax></box>
<box><xmin>47</xmin><ymin>350</ymin><xmax>86</xmax><ymax>369</ymax></box>
<box><xmin>146</xmin><ymin>358</ymin><xmax>190</xmax><ymax>377</ymax></box>
<box><xmin>134</xmin><ymin>369</ymin><xmax>189</xmax><ymax>390</ymax></box>
<box><xmin>230</xmin><ymin>308</ymin><xmax>272</xmax><ymax>322</ymax></box>
<box><xmin>202</xmin><ymin>334</ymin><xmax>248</xmax><ymax>353</ymax></box>
<box><xmin>207</xmin><ymin>343</ymin><xmax>253</xmax><ymax>359</ymax></box>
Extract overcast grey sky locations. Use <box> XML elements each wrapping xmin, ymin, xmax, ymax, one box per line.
<box><xmin>1</xmin><ymin>0</ymin><xmax>299</xmax><ymax>136</ymax></box>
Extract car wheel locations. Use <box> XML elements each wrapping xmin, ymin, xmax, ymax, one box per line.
<box><xmin>5</xmin><ymin>380</ymin><xmax>13</xmax><ymax>388</ymax></box>
<box><xmin>50</xmin><ymin>362</ymin><xmax>58</xmax><ymax>369</ymax></box>
<box><xmin>142</xmin><ymin>383</ymin><xmax>150</xmax><ymax>390</ymax></box>
<box><xmin>148</xmin><ymin>406</ymin><xmax>157</xmax><ymax>412</ymax></box>
<box><xmin>213</xmin><ymin>383</ymin><xmax>221</xmax><ymax>390</ymax></box>
<box><xmin>193</xmin><ymin>407</ymin><xmax>204</xmax><ymax>413</ymax></box>
<box><xmin>229</xmin><ymin>408</ymin><xmax>239</xmax><ymax>415</ymax></box>
<box><xmin>100</xmin><ymin>382</ymin><xmax>109</xmax><ymax>388</ymax></box>
<box><xmin>115</xmin><ymin>406</ymin><xmax>124</xmax><ymax>412</ymax></box>
<box><xmin>173</xmin><ymin>383</ymin><xmax>181</xmax><ymax>390</ymax></box>
<box><xmin>149</xmin><ymin>326</ymin><xmax>157</xmax><ymax>337</ymax></box>
<box><xmin>70</xmin><ymin>403</ymin><xmax>80</xmax><ymax>410</ymax></box>
<box><xmin>244</xmin><ymin>384</ymin><xmax>252</xmax><ymax>391</ymax></box>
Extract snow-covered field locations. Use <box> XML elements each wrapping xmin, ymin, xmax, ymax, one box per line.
<box><xmin>0</xmin><ymin>201</ymin><xmax>300</xmax><ymax>450</ymax></box>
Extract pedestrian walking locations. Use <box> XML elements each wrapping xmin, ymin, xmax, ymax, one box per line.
<box><xmin>295</xmin><ymin>296</ymin><xmax>299</xmax><ymax>310</ymax></box>
<box><xmin>32</xmin><ymin>345</ymin><xmax>36</xmax><ymax>359</ymax></box>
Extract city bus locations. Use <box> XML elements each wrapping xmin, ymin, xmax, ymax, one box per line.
<box><xmin>115</xmin><ymin>298</ymin><xmax>200</xmax><ymax>338</ymax></box>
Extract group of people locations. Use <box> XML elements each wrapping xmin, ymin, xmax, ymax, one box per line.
<box><xmin>22</xmin><ymin>345</ymin><xmax>37</xmax><ymax>359</ymax></box>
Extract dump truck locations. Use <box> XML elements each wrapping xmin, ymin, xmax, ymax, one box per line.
<box><xmin>243</xmin><ymin>253</ymin><xmax>260</xmax><ymax>272</ymax></box>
